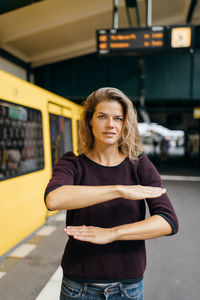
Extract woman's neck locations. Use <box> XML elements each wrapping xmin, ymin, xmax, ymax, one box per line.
<box><xmin>86</xmin><ymin>145</ymin><xmax>126</xmax><ymax>166</ymax></box>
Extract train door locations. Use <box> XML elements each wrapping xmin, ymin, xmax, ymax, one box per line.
<box><xmin>47</xmin><ymin>102</ymin><xmax>73</xmax><ymax>217</ymax></box>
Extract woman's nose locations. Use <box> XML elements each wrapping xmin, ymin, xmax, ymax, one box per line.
<box><xmin>106</xmin><ymin>117</ymin><xmax>114</xmax><ymax>127</ymax></box>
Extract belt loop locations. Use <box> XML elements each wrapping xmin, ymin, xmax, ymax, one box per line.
<box><xmin>119</xmin><ymin>282</ymin><xmax>125</xmax><ymax>297</ymax></box>
<box><xmin>82</xmin><ymin>283</ymin><xmax>88</xmax><ymax>296</ymax></box>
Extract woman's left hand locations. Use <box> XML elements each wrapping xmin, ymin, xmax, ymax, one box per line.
<box><xmin>64</xmin><ymin>225</ymin><xmax>116</xmax><ymax>244</ymax></box>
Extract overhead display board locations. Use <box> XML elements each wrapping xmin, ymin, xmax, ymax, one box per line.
<box><xmin>97</xmin><ymin>25</ymin><xmax>194</xmax><ymax>55</ymax></box>
<box><xmin>169</xmin><ymin>25</ymin><xmax>194</xmax><ymax>49</ymax></box>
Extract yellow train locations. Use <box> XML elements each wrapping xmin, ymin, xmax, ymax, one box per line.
<box><xmin>0</xmin><ymin>70</ymin><xmax>82</xmax><ymax>258</ymax></box>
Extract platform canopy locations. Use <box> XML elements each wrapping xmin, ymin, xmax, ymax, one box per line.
<box><xmin>0</xmin><ymin>0</ymin><xmax>200</xmax><ymax>67</ymax></box>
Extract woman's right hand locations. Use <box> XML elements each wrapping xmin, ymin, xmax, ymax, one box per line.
<box><xmin>119</xmin><ymin>185</ymin><xmax>166</xmax><ymax>200</ymax></box>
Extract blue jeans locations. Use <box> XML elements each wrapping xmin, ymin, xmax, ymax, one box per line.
<box><xmin>60</xmin><ymin>277</ymin><xmax>144</xmax><ymax>300</ymax></box>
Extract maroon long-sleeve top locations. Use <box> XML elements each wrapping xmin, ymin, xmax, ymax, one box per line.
<box><xmin>44</xmin><ymin>152</ymin><xmax>178</xmax><ymax>283</ymax></box>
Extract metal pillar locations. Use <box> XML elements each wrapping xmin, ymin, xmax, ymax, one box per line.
<box><xmin>113</xmin><ymin>0</ymin><xmax>119</xmax><ymax>29</ymax></box>
<box><xmin>125</xmin><ymin>0</ymin><xmax>141</xmax><ymax>27</ymax></box>
<box><xmin>138</xmin><ymin>58</ymin><xmax>150</xmax><ymax>123</ymax></box>
<box><xmin>135</xmin><ymin>0</ymin><xmax>141</xmax><ymax>26</ymax></box>
<box><xmin>125</xmin><ymin>4</ymin><xmax>133</xmax><ymax>27</ymax></box>
<box><xmin>186</xmin><ymin>0</ymin><xmax>198</xmax><ymax>23</ymax></box>
<box><xmin>190</xmin><ymin>48</ymin><xmax>194</xmax><ymax>100</ymax></box>
<box><xmin>146</xmin><ymin>0</ymin><xmax>152</xmax><ymax>27</ymax></box>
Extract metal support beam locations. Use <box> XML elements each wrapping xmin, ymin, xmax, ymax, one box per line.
<box><xmin>125</xmin><ymin>3</ymin><xmax>133</xmax><ymax>27</ymax></box>
<box><xmin>125</xmin><ymin>0</ymin><xmax>141</xmax><ymax>27</ymax></box>
<box><xmin>135</xmin><ymin>0</ymin><xmax>141</xmax><ymax>26</ymax></box>
<box><xmin>138</xmin><ymin>58</ymin><xmax>150</xmax><ymax>123</ymax></box>
<box><xmin>146</xmin><ymin>0</ymin><xmax>152</xmax><ymax>27</ymax></box>
<box><xmin>189</xmin><ymin>49</ymin><xmax>194</xmax><ymax>99</ymax></box>
<box><xmin>113</xmin><ymin>0</ymin><xmax>119</xmax><ymax>29</ymax></box>
<box><xmin>186</xmin><ymin>0</ymin><xmax>198</xmax><ymax>23</ymax></box>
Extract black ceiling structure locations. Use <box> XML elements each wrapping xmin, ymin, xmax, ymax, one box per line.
<box><xmin>0</xmin><ymin>0</ymin><xmax>43</xmax><ymax>15</ymax></box>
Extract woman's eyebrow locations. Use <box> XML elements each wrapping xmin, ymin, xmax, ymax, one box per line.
<box><xmin>97</xmin><ymin>112</ymin><xmax>123</xmax><ymax>117</ymax></box>
<box><xmin>97</xmin><ymin>112</ymin><xmax>108</xmax><ymax>115</ymax></box>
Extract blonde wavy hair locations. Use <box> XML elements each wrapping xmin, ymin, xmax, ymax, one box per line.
<box><xmin>78</xmin><ymin>87</ymin><xmax>143</xmax><ymax>161</ymax></box>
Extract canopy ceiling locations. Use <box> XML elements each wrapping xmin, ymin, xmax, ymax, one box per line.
<box><xmin>0</xmin><ymin>0</ymin><xmax>199</xmax><ymax>67</ymax></box>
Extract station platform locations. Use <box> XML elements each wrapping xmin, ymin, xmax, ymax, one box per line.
<box><xmin>0</xmin><ymin>161</ymin><xmax>200</xmax><ymax>300</ymax></box>
<box><xmin>0</xmin><ymin>212</ymin><xmax>67</xmax><ymax>300</ymax></box>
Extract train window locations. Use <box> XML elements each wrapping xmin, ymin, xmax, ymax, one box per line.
<box><xmin>49</xmin><ymin>114</ymin><xmax>73</xmax><ymax>168</ymax></box>
<box><xmin>0</xmin><ymin>100</ymin><xmax>44</xmax><ymax>181</ymax></box>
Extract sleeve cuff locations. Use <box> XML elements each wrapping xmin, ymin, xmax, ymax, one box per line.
<box><xmin>156</xmin><ymin>213</ymin><xmax>177</xmax><ymax>235</ymax></box>
<box><xmin>44</xmin><ymin>185</ymin><xmax>62</xmax><ymax>210</ymax></box>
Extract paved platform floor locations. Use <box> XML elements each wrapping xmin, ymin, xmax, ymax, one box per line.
<box><xmin>0</xmin><ymin>212</ymin><xmax>67</xmax><ymax>300</ymax></box>
<box><xmin>144</xmin><ymin>178</ymin><xmax>200</xmax><ymax>300</ymax></box>
<box><xmin>0</xmin><ymin>173</ymin><xmax>200</xmax><ymax>300</ymax></box>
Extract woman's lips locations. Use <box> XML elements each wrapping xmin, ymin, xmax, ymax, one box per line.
<box><xmin>103</xmin><ymin>132</ymin><xmax>116</xmax><ymax>136</ymax></box>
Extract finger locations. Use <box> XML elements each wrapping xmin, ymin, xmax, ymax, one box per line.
<box><xmin>147</xmin><ymin>188</ymin><xmax>166</xmax><ymax>195</ymax></box>
<box><xmin>142</xmin><ymin>186</ymin><xmax>166</xmax><ymax>193</ymax></box>
<box><xmin>64</xmin><ymin>226</ymin><xmax>88</xmax><ymax>233</ymax></box>
<box><xmin>144</xmin><ymin>190</ymin><xmax>163</xmax><ymax>196</ymax></box>
<box><xmin>144</xmin><ymin>191</ymin><xmax>165</xmax><ymax>198</ymax></box>
<box><xmin>143</xmin><ymin>187</ymin><xmax>166</xmax><ymax>194</ymax></box>
<box><xmin>66</xmin><ymin>226</ymin><xmax>95</xmax><ymax>232</ymax></box>
<box><xmin>65</xmin><ymin>229</ymin><xmax>90</xmax><ymax>235</ymax></box>
<box><xmin>143</xmin><ymin>192</ymin><xmax>162</xmax><ymax>197</ymax></box>
<box><xmin>65</xmin><ymin>226</ymin><xmax>88</xmax><ymax>230</ymax></box>
<box><xmin>64</xmin><ymin>228</ymin><xmax>94</xmax><ymax>237</ymax></box>
<box><xmin>64</xmin><ymin>226</ymin><xmax>99</xmax><ymax>234</ymax></box>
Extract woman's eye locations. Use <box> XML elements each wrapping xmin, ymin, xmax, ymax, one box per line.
<box><xmin>98</xmin><ymin>115</ymin><xmax>106</xmax><ymax>119</ymax></box>
<box><xmin>115</xmin><ymin>117</ymin><xmax>123</xmax><ymax>121</ymax></box>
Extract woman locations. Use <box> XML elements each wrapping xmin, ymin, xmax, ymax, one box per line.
<box><xmin>45</xmin><ymin>87</ymin><xmax>178</xmax><ymax>300</ymax></box>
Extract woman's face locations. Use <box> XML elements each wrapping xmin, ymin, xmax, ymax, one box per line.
<box><xmin>90</xmin><ymin>100</ymin><xmax>124</xmax><ymax>147</ymax></box>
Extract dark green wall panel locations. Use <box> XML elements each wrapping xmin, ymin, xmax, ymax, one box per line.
<box><xmin>145</xmin><ymin>52</ymin><xmax>191</xmax><ymax>100</ymax></box>
<box><xmin>109</xmin><ymin>56</ymin><xmax>139</xmax><ymax>98</ymax></box>
<box><xmin>71</xmin><ymin>55</ymin><xmax>109</xmax><ymax>97</ymax></box>
<box><xmin>34</xmin><ymin>51</ymin><xmax>200</xmax><ymax>102</ymax></box>
<box><xmin>34</xmin><ymin>54</ymin><xmax>140</xmax><ymax>100</ymax></box>
<box><xmin>51</xmin><ymin>61</ymin><xmax>73</xmax><ymax>96</ymax></box>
